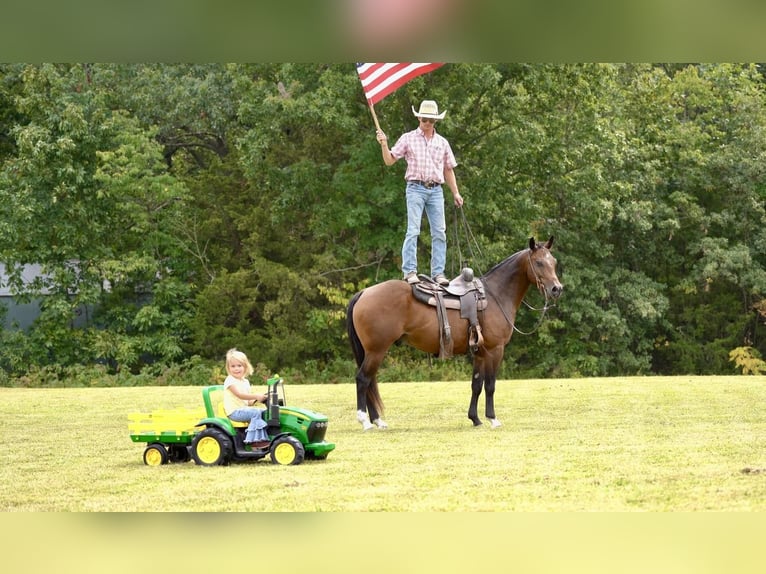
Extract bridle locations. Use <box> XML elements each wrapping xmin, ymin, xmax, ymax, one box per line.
<box><xmin>483</xmin><ymin>248</ymin><xmax>557</xmax><ymax>336</ymax></box>
<box><xmin>450</xmin><ymin>207</ymin><xmax>557</xmax><ymax>336</ymax></box>
<box><xmin>516</xmin><ymin>249</ymin><xmax>557</xmax><ymax>335</ymax></box>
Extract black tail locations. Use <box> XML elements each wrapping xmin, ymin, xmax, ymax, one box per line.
<box><xmin>346</xmin><ymin>290</ymin><xmax>365</xmax><ymax>368</ymax></box>
<box><xmin>346</xmin><ymin>289</ymin><xmax>384</xmax><ymax>417</ymax></box>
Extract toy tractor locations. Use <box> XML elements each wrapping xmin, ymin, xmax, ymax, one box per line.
<box><xmin>129</xmin><ymin>376</ymin><xmax>335</xmax><ymax>466</ymax></box>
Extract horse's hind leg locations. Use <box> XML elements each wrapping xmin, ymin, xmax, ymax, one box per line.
<box><xmin>468</xmin><ymin>365</ymin><xmax>484</xmax><ymax>426</ymax></box>
<box><xmin>355</xmin><ymin>369</ymin><xmax>375</xmax><ymax>431</ymax></box>
<box><xmin>355</xmin><ymin>354</ymin><xmax>388</xmax><ymax>431</ymax></box>
<box><xmin>367</xmin><ymin>394</ymin><xmax>387</xmax><ymax>429</ymax></box>
<box><xmin>364</xmin><ymin>369</ymin><xmax>388</xmax><ymax>429</ymax></box>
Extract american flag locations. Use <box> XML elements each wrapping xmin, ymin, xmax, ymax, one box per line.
<box><xmin>356</xmin><ymin>63</ymin><xmax>444</xmax><ymax>105</ymax></box>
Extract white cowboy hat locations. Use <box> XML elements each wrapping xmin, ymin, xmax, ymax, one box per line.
<box><xmin>412</xmin><ymin>100</ymin><xmax>446</xmax><ymax>120</ymax></box>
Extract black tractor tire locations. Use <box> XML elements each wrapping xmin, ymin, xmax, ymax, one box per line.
<box><xmin>270</xmin><ymin>435</ymin><xmax>305</xmax><ymax>465</ymax></box>
<box><xmin>143</xmin><ymin>443</ymin><xmax>169</xmax><ymax>466</ymax></box>
<box><xmin>191</xmin><ymin>428</ymin><xmax>233</xmax><ymax>466</ymax></box>
<box><xmin>168</xmin><ymin>444</ymin><xmax>191</xmax><ymax>463</ymax></box>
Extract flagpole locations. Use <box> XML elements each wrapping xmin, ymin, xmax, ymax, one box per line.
<box><xmin>368</xmin><ymin>101</ymin><xmax>381</xmax><ymax>131</ymax></box>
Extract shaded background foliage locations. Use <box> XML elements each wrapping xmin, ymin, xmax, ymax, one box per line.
<box><xmin>0</xmin><ymin>63</ymin><xmax>765</xmax><ymax>384</ymax></box>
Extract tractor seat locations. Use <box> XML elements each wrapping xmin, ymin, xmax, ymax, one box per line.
<box><xmin>217</xmin><ymin>402</ymin><xmax>248</xmax><ymax>428</ymax></box>
<box><xmin>203</xmin><ymin>386</ymin><xmax>249</xmax><ymax>428</ymax></box>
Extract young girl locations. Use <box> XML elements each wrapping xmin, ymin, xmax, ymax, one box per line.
<box><xmin>222</xmin><ymin>348</ymin><xmax>270</xmax><ymax>448</ymax></box>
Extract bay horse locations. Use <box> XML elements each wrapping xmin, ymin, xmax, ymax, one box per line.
<box><xmin>346</xmin><ymin>236</ymin><xmax>562</xmax><ymax>430</ymax></box>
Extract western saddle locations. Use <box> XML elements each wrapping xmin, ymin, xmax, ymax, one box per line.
<box><xmin>410</xmin><ymin>268</ymin><xmax>486</xmax><ymax>358</ymax></box>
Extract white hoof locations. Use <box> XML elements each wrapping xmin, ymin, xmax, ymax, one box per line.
<box><xmin>373</xmin><ymin>418</ymin><xmax>388</xmax><ymax>429</ymax></box>
<box><xmin>357</xmin><ymin>410</ymin><xmax>375</xmax><ymax>431</ymax></box>
<box><xmin>489</xmin><ymin>418</ymin><xmax>502</xmax><ymax>428</ymax></box>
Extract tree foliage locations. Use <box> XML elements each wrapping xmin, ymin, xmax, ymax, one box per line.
<box><xmin>1</xmin><ymin>63</ymin><xmax>765</xmax><ymax>380</ymax></box>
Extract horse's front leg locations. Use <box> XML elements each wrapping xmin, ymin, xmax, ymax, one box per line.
<box><xmin>468</xmin><ymin>366</ymin><xmax>484</xmax><ymax>426</ymax></box>
<box><xmin>483</xmin><ymin>371</ymin><xmax>501</xmax><ymax>429</ymax></box>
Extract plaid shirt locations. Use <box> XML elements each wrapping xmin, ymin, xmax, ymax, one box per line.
<box><xmin>390</xmin><ymin>127</ymin><xmax>457</xmax><ymax>184</ymax></box>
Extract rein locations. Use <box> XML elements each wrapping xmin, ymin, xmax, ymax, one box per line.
<box><xmin>450</xmin><ymin>207</ymin><xmax>555</xmax><ymax>336</ymax></box>
<box><xmin>450</xmin><ymin>206</ymin><xmax>485</xmax><ymax>275</ymax></box>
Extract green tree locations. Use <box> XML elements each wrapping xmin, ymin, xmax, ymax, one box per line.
<box><xmin>2</xmin><ymin>63</ymin><xmax>766</xmax><ymax>382</ymax></box>
<box><xmin>622</xmin><ymin>64</ymin><xmax>766</xmax><ymax>373</ymax></box>
<box><xmin>0</xmin><ymin>64</ymin><xmax>191</xmax><ymax>371</ymax></box>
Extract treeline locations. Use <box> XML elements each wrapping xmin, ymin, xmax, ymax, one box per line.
<box><xmin>0</xmin><ymin>63</ymin><xmax>764</xmax><ymax>384</ymax></box>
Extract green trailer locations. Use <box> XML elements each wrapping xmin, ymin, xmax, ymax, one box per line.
<box><xmin>129</xmin><ymin>376</ymin><xmax>335</xmax><ymax>466</ymax></box>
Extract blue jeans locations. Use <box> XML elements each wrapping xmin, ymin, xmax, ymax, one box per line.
<box><xmin>402</xmin><ymin>182</ymin><xmax>447</xmax><ymax>277</ymax></box>
<box><xmin>228</xmin><ymin>408</ymin><xmax>268</xmax><ymax>443</ymax></box>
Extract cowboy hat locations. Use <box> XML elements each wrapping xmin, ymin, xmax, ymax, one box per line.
<box><xmin>412</xmin><ymin>100</ymin><xmax>446</xmax><ymax>120</ymax></box>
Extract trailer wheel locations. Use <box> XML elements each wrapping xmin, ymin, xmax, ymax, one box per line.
<box><xmin>191</xmin><ymin>428</ymin><xmax>232</xmax><ymax>466</ymax></box>
<box><xmin>143</xmin><ymin>443</ymin><xmax>168</xmax><ymax>466</ymax></box>
<box><xmin>270</xmin><ymin>436</ymin><xmax>305</xmax><ymax>466</ymax></box>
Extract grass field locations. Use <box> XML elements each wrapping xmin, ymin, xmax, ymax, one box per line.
<box><xmin>2</xmin><ymin>375</ymin><xmax>766</xmax><ymax>511</ymax></box>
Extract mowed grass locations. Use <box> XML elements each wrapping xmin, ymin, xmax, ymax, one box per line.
<box><xmin>2</xmin><ymin>376</ymin><xmax>766</xmax><ymax>511</ymax></box>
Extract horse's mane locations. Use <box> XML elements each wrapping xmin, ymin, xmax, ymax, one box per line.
<box><xmin>480</xmin><ymin>248</ymin><xmax>529</xmax><ymax>280</ymax></box>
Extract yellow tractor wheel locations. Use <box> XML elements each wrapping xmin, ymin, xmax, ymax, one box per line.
<box><xmin>143</xmin><ymin>443</ymin><xmax>168</xmax><ymax>466</ymax></box>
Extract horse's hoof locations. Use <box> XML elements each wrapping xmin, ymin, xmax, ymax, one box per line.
<box><xmin>358</xmin><ymin>410</ymin><xmax>374</xmax><ymax>431</ymax></box>
<box><xmin>373</xmin><ymin>418</ymin><xmax>388</xmax><ymax>429</ymax></box>
<box><xmin>489</xmin><ymin>419</ymin><xmax>502</xmax><ymax>429</ymax></box>
<box><xmin>471</xmin><ymin>419</ymin><xmax>483</xmax><ymax>427</ymax></box>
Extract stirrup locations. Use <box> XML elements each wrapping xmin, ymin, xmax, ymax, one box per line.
<box><xmin>469</xmin><ymin>325</ymin><xmax>484</xmax><ymax>352</ymax></box>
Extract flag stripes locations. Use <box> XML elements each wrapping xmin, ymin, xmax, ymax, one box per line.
<box><xmin>356</xmin><ymin>63</ymin><xmax>444</xmax><ymax>105</ymax></box>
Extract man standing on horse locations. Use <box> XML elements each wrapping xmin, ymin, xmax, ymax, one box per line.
<box><xmin>376</xmin><ymin>99</ymin><xmax>464</xmax><ymax>286</ymax></box>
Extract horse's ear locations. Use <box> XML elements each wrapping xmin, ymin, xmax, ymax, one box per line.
<box><xmin>528</xmin><ymin>237</ymin><xmax>536</xmax><ymax>250</ymax></box>
<box><xmin>545</xmin><ymin>236</ymin><xmax>554</xmax><ymax>249</ymax></box>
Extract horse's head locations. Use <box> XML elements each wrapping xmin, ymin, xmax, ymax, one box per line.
<box><xmin>527</xmin><ymin>236</ymin><xmax>563</xmax><ymax>299</ymax></box>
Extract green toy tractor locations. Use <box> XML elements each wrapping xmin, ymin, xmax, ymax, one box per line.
<box><xmin>129</xmin><ymin>376</ymin><xmax>335</xmax><ymax>466</ymax></box>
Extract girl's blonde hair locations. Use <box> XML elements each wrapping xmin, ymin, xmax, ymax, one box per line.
<box><xmin>225</xmin><ymin>348</ymin><xmax>254</xmax><ymax>377</ymax></box>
